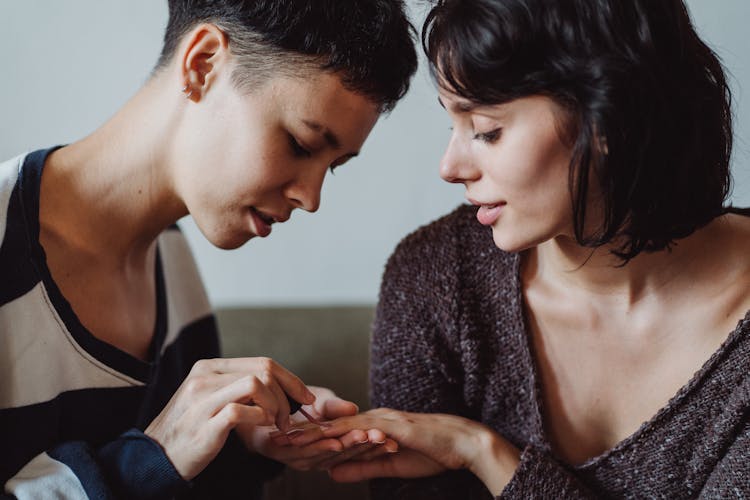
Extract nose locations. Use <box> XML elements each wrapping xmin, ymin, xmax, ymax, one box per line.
<box><xmin>285</xmin><ymin>164</ymin><xmax>326</xmax><ymax>213</ymax></box>
<box><xmin>440</xmin><ymin>130</ymin><xmax>478</xmax><ymax>184</ymax></box>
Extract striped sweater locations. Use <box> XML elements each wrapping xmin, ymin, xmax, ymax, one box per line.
<box><xmin>0</xmin><ymin>148</ymin><xmax>278</xmax><ymax>499</ymax></box>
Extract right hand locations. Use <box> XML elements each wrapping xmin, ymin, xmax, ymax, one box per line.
<box><xmin>145</xmin><ymin>357</ymin><xmax>315</xmax><ymax>480</ymax></box>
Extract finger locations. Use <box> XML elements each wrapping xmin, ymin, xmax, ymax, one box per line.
<box><xmin>318</xmin><ymin>397</ymin><xmax>359</xmax><ymax>420</ymax></box>
<box><xmin>287</xmin><ymin>425</ymin><xmax>328</xmax><ymax>446</ymax></box>
<box><xmin>179</xmin><ymin>371</ymin><xmax>247</xmax><ymax>402</ymax></box>
<box><xmin>204</xmin><ymin>375</ymin><xmax>279</xmax><ymax>418</ymax></box>
<box><xmin>268</xmin><ymin>427</ymin><xmax>309</xmax><ymax>447</ymax></box>
<box><xmin>352</xmin><ymin>439</ymin><xmax>399</xmax><ymax>461</ymax></box>
<box><xmin>210</xmin><ymin>403</ymin><xmax>273</xmax><ymax>438</ymax></box>
<box><xmin>259</xmin><ymin>359</ymin><xmax>315</xmax><ymax>408</ymax></box>
<box><xmin>200</xmin><ymin>357</ymin><xmax>315</xmax><ymax>405</ymax></box>
<box><xmin>321</xmin><ymin>415</ymin><xmax>380</xmax><ymax>438</ymax></box>
<box><xmin>315</xmin><ymin>443</ymin><xmax>377</xmax><ymax>470</ymax></box>
<box><xmin>338</xmin><ymin>430</ymin><xmax>369</xmax><ymax>449</ymax></box>
<box><xmin>264</xmin><ymin>377</ymin><xmax>293</xmax><ymax>431</ymax></box>
<box><xmin>366</xmin><ymin>428</ymin><xmax>387</xmax><ymax>444</ymax></box>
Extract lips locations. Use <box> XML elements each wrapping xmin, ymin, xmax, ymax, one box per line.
<box><xmin>252</xmin><ymin>207</ymin><xmax>276</xmax><ymax>226</ymax></box>
<box><xmin>476</xmin><ymin>204</ymin><xmax>503</xmax><ymax>225</ymax></box>
<box><xmin>249</xmin><ymin>207</ymin><xmax>274</xmax><ymax>237</ymax></box>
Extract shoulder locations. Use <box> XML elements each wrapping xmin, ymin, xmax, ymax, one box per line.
<box><xmin>383</xmin><ymin>204</ymin><xmax>515</xmax><ymax>284</ymax></box>
<box><xmin>0</xmin><ymin>153</ymin><xmax>27</xmax><ymax>239</ymax></box>
<box><xmin>157</xmin><ymin>224</ymin><xmax>209</xmax><ymax>304</ymax></box>
<box><xmin>714</xmin><ymin>209</ymin><xmax>750</xmax><ymax>312</ymax></box>
<box><xmin>157</xmin><ymin>225</ymin><xmax>215</xmax><ymax>349</ymax></box>
<box><xmin>0</xmin><ymin>152</ymin><xmax>43</xmax><ymax>305</ymax></box>
<box><xmin>0</xmin><ymin>153</ymin><xmax>25</xmax><ymax>191</ymax></box>
<box><xmin>392</xmin><ymin>204</ymin><xmax>485</xmax><ymax>253</ymax></box>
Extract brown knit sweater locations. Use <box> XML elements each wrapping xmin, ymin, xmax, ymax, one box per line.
<box><xmin>369</xmin><ymin>204</ymin><xmax>750</xmax><ymax>499</ymax></box>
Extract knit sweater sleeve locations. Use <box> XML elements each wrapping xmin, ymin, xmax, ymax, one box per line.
<box><xmin>369</xmin><ymin>214</ymin><xmax>497</xmax><ymax>499</ymax></box>
<box><xmin>498</xmin><ymin>446</ymin><xmax>597</xmax><ymax>499</ymax></box>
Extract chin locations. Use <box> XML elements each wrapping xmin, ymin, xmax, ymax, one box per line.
<box><xmin>199</xmin><ymin>224</ymin><xmax>253</xmax><ymax>250</ymax></box>
<box><xmin>216</xmin><ymin>233</ymin><xmax>254</xmax><ymax>250</ymax></box>
<box><xmin>490</xmin><ymin>227</ymin><xmax>542</xmax><ymax>254</ymax></box>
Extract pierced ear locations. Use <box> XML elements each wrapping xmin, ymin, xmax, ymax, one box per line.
<box><xmin>180</xmin><ymin>24</ymin><xmax>229</xmax><ymax>101</ymax></box>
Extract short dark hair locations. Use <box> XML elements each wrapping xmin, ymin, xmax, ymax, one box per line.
<box><xmin>156</xmin><ymin>0</ymin><xmax>418</xmax><ymax>112</ymax></box>
<box><xmin>424</xmin><ymin>0</ymin><xmax>733</xmax><ymax>261</ymax></box>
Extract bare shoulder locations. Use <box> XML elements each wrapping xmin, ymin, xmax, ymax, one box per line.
<box><xmin>708</xmin><ymin>211</ymin><xmax>750</xmax><ymax>324</ymax></box>
<box><xmin>721</xmin><ymin>211</ymin><xmax>750</xmax><ymax>270</ymax></box>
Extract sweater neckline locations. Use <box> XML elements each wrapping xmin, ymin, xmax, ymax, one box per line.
<box><xmin>17</xmin><ymin>147</ymin><xmax>168</xmax><ymax>383</ymax></box>
<box><xmin>512</xmin><ymin>252</ymin><xmax>750</xmax><ymax>470</ymax></box>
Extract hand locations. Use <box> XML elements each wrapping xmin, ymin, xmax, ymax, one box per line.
<box><xmin>238</xmin><ymin>386</ymin><xmax>398</xmax><ymax>471</ymax></box>
<box><xmin>145</xmin><ymin>357</ymin><xmax>315</xmax><ymax>480</ymax></box>
<box><xmin>320</xmin><ymin>408</ymin><xmax>520</xmax><ymax>494</ymax></box>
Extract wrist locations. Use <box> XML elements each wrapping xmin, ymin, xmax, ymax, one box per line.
<box><xmin>468</xmin><ymin>426</ymin><xmax>520</xmax><ymax>496</ymax></box>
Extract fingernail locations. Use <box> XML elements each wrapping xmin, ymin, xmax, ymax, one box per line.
<box><xmin>387</xmin><ymin>448</ymin><xmax>399</xmax><ymax>453</ymax></box>
<box><xmin>305</xmin><ymin>389</ymin><xmax>316</xmax><ymax>403</ymax></box>
<box><xmin>372</xmin><ymin>440</ymin><xmax>386</xmax><ymax>445</ymax></box>
<box><xmin>286</xmin><ymin>429</ymin><xmax>304</xmax><ymax>437</ymax></box>
<box><xmin>355</xmin><ymin>439</ymin><xmax>369</xmax><ymax>445</ymax></box>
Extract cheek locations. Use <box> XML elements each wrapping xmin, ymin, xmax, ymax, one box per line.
<box><xmin>500</xmin><ymin>134</ymin><xmax>571</xmax><ymax>210</ymax></box>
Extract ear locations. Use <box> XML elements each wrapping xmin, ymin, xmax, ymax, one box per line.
<box><xmin>180</xmin><ymin>24</ymin><xmax>230</xmax><ymax>102</ymax></box>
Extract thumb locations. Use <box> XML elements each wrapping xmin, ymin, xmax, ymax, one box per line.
<box><xmin>320</xmin><ymin>397</ymin><xmax>359</xmax><ymax>419</ymax></box>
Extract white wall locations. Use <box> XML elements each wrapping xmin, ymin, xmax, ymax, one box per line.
<box><xmin>1</xmin><ymin>1</ymin><xmax>748</xmax><ymax>307</ymax></box>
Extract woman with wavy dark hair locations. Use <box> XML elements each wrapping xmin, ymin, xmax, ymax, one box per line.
<box><xmin>302</xmin><ymin>0</ymin><xmax>750</xmax><ymax>497</ymax></box>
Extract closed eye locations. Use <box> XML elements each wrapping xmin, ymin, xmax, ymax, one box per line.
<box><xmin>328</xmin><ymin>154</ymin><xmax>356</xmax><ymax>175</ymax></box>
<box><xmin>288</xmin><ymin>134</ymin><xmax>312</xmax><ymax>158</ymax></box>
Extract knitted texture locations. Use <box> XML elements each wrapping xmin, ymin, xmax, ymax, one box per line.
<box><xmin>370</xmin><ymin>204</ymin><xmax>750</xmax><ymax>499</ymax></box>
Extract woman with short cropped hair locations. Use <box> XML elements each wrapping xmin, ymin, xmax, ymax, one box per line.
<box><xmin>0</xmin><ymin>1</ymin><xmax>416</xmax><ymax>498</ymax></box>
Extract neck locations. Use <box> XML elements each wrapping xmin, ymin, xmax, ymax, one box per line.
<box><xmin>40</xmin><ymin>72</ymin><xmax>188</xmax><ymax>265</ymax></box>
<box><xmin>527</xmin><ymin>225</ymin><xmax>720</xmax><ymax>310</ymax></box>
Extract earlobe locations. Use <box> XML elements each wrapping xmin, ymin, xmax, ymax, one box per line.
<box><xmin>180</xmin><ymin>24</ymin><xmax>229</xmax><ymax>102</ymax></box>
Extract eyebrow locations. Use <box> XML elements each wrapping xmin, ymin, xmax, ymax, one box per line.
<box><xmin>302</xmin><ymin>120</ymin><xmax>342</xmax><ymax>150</ymax></box>
<box><xmin>437</xmin><ymin>96</ymin><xmax>479</xmax><ymax>114</ymax></box>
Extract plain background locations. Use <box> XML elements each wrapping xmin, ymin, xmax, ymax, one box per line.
<box><xmin>1</xmin><ymin>1</ymin><xmax>748</xmax><ymax>308</ymax></box>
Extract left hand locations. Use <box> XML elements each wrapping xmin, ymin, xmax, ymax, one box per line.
<box><xmin>318</xmin><ymin>408</ymin><xmax>521</xmax><ymax>494</ymax></box>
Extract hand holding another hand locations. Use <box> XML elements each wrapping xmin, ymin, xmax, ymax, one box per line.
<box><xmin>241</xmin><ymin>386</ymin><xmax>398</xmax><ymax>472</ymax></box>
<box><xmin>145</xmin><ymin>357</ymin><xmax>314</xmax><ymax>480</ymax></box>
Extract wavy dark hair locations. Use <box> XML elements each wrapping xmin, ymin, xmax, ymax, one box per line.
<box><xmin>155</xmin><ymin>0</ymin><xmax>418</xmax><ymax>112</ymax></box>
<box><xmin>424</xmin><ymin>0</ymin><xmax>733</xmax><ymax>260</ymax></box>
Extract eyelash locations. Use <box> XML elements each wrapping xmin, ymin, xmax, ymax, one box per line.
<box><xmin>289</xmin><ymin>134</ymin><xmax>339</xmax><ymax>175</ymax></box>
<box><xmin>288</xmin><ymin>134</ymin><xmax>312</xmax><ymax>158</ymax></box>
<box><xmin>473</xmin><ymin>128</ymin><xmax>502</xmax><ymax>144</ymax></box>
